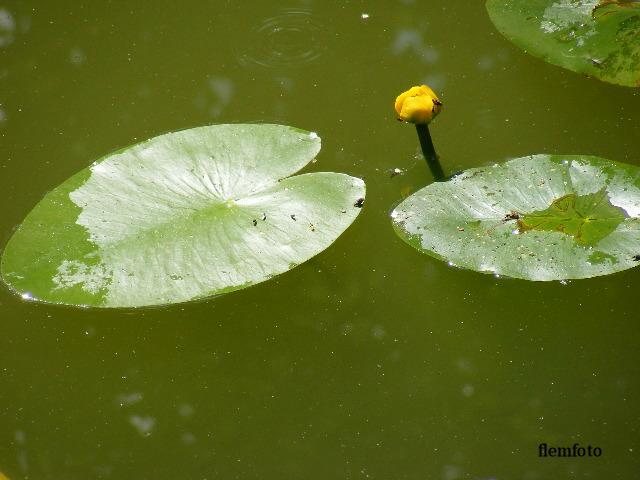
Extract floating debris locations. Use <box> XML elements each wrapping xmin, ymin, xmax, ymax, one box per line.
<box><xmin>388</xmin><ymin>167</ymin><xmax>404</xmax><ymax>178</ymax></box>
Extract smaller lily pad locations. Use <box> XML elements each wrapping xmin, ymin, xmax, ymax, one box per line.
<box><xmin>391</xmin><ymin>155</ymin><xmax>640</xmax><ymax>281</ymax></box>
<box><xmin>486</xmin><ymin>0</ymin><xmax>640</xmax><ymax>87</ymax></box>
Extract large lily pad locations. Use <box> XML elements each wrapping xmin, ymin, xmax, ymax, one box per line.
<box><xmin>486</xmin><ymin>0</ymin><xmax>640</xmax><ymax>87</ymax></box>
<box><xmin>391</xmin><ymin>155</ymin><xmax>640</xmax><ymax>281</ymax></box>
<box><xmin>1</xmin><ymin>124</ymin><xmax>365</xmax><ymax>308</ymax></box>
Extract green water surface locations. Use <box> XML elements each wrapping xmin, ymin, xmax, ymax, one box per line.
<box><xmin>1</xmin><ymin>1</ymin><xmax>639</xmax><ymax>479</ymax></box>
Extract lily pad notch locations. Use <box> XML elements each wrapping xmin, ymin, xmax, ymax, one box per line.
<box><xmin>1</xmin><ymin>124</ymin><xmax>366</xmax><ymax>308</ymax></box>
<box><xmin>392</xmin><ymin>154</ymin><xmax>640</xmax><ymax>281</ymax></box>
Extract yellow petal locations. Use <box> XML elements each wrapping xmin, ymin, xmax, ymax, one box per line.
<box><xmin>394</xmin><ymin>85</ymin><xmax>442</xmax><ymax>124</ymax></box>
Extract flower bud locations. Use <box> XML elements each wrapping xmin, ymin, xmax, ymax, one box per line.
<box><xmin>395</xmin><ymin>85</ymin><xmax>443</xmax><ymax>124</ymax></box>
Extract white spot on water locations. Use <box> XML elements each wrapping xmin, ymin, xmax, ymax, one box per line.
<box><xmin>462</xmin><ymin>384</ymin><xmax>475</xmax><ymax>397</ymax></box>
<box><xmin>116</xmin><ymin>392</ymin><xmax>143</xmax><ymax>407</ymax></box>
<box><xmin>371</xmin><ymin>325</ymin><xmax>386</xmax><ymax>340</ymax></box>
<box><xmin>21</xmin><ymin>292</ymin><xmax>33</xmax><ymax>301</ymax></box>
<box><xmin>69</xmin><ymin>47</ymin><xmax>86</xmax><ymax>65</ymax></box>
<box><xmin>129</xmin><ymin>415</ymin><xmax>156</xmax><ymax>437</ymax></box>
<box><xmin>361</xmin><ymin>13</ymin><xmax>370</xmax><ymax>20</ymax></box>
<box><xmin>308</xmin><ymin>131</ymin><xmax>319</xmax><ymax>140</ymax></box>
<box><xmin>0</xmin><ymin>8</ymin><xmax>16</xmax><ymax>48</ymax></box>
<box><xmin>206</xmin><ymin>76</ymin><xmax>234</xmax><ymax>118</ymax></box>
<box><xmin>178</xmin><ymin>403</ymin><xmax>195</xmax><ymax>417</ymax></box>
<box><xmin>392</xmin><ymin>29</ymin><xmax>440</xmax><ymax>64</ymax></box>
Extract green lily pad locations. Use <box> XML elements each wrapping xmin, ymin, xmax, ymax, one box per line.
<box><xmin>391</xmin><ymin>155</ymin><xmax>640</xmax><ymax>281</ymax></box>
<box><xmin>486</xmin><ymin>0</ymin><xmax>640</xmax><ymax>87</ymax></box>
<box><xmin>1</xmin><ymin>124</ymin><xmax>366</xmax><ymax>308</ymax></box>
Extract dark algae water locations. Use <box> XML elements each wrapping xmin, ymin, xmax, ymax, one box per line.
<box><xmin>1</xmin><ymin>1</ymin><xmax>639</xmax><ymax>478</ymax></box>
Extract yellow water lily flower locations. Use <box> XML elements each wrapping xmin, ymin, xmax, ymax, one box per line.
<box><xmin>394</xmin><ymin>85</ymin><xmax>443</xmax><ymax>124</ymax></box>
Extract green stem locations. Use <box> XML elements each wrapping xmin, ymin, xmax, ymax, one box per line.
<box><xmin>415</xmin><ymin>123</ymin><xmax>445</xmax><ymax>181</ymax></box>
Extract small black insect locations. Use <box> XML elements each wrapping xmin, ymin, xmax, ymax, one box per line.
<box><xmin>503</xmin><ymin>211</ymin><xmax>520</xmax><ymax>221</ymax></box>
<box><xmin>354</xmin><ymin>197</ymin><xmax>365</xmax><ymax>208</ymax></box>
<box><xmin>290</xmin><ymin>214</ymin><xmax>297</xmax><ymax>221</ymax></box>
<box><xmin>252</xmin><ymin>219</ymin><xmax>257</xmax><ymax>226</ymax></box>
<box><xmin>261</xmin><ymin>213</ymin><xmax>267</xmax><ymax>221</ymax></box>
<box><xmin>633</xmin><ymin>254</ymin><xmax>640</xmax><ymax>262</ymax></box>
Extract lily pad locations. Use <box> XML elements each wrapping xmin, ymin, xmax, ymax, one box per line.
<box><xmin>391</xmin><ymin>155</ymin><xmax>640</xmax><ymax>281</ymax></box>
<box><xmin>486</xmin><ymin>0</ymin><xmax>640</xmax><ymax>87</ymax></box>
<box><xmin>1</xmin><ymin>124</ymin><xmax>365</xmax><ymax>307</ymax></box>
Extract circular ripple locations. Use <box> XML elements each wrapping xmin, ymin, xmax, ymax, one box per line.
<box><xmin>238</xmin><ymin>8</ymin><xmax>327</xmax><ymax>68</ymax></box>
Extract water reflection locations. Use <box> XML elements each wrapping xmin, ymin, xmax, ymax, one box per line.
<box><xmin>68</xmin><ymin>47</ymin><xmax>86</xmax><ymax>66</ymax></box>
<box><xmin>391</xmin><ymin>25</ymin><xmax>446</xmax><ymax>91</ymax></box>
<box><xmin>476</xmin><ymin>49</ymin><xmax>509</xmax><ymax>72</ymax></box>
<box><xmin>178</xmin><ymin>403</ymin><xmax>194</xmax><ymax>417</ymax></box>
<box><xmin>207</xmin><ymin>76</ymin><xmax>234</xmax><ymax>118</ymax></box>
<box><xmin>129</xmin><ymin>415</ymin><xmax>156</xmax><ymax>437</ymax></box>
<box><xmin>238</xmin><ymin>7</ymin><xmax>327</xmax><ymax>68</ymax></box>
<box><xmin>461</xmin><ymin>384</ymin><xmax>475</xmax><ymax>397</ymax></box>
<box><xmin>15</xmin><ymin>430</ymin><xmax>27</xmax><ymax>475</ymax></box>
<box><xmin>116</xmin><ymin>392</ymin><xmax>143</xmax><ymax>407</ymax></box>
<box><xmin>193</xmin><ymin>75</ymin><xmax>235</xmax><ymax>119</ymax></box>
<box><xmin>392</xmin><ymin>29</ymin><xmax>439</xmax><ymax>64</ymax></box>
<box><xmin>0</xmin><ymin>8</ymin><xmax>15</xmax><ymax>48</ymax></box>
<box><xmin>420</xmin><ymin>73</ymin><xmax>447</xmax><ymax>93</ymax></box>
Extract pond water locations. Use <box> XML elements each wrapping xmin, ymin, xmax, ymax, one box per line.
<box><xmin>1</xmin><ymin>1</ymin><xmax>639</xmax><ymax>479</ymax></box>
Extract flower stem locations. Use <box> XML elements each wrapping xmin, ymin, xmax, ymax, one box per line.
<box><xmin>415</xmin><ymin>123</ymin><xmax>445</xmax><ymax>181</ymax></box>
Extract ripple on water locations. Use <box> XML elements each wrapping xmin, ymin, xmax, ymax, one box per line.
<box><xmin>238</xmin><ymin>8</ymin><xmax>328</xmax><ymax>69</ymax></box>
